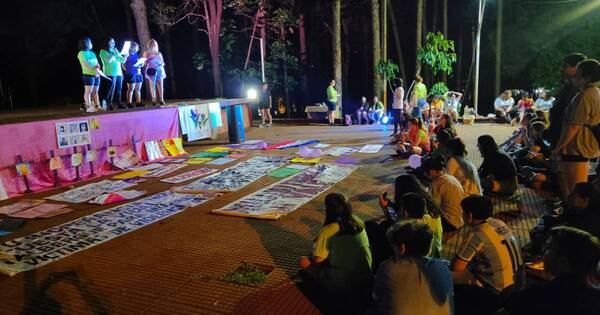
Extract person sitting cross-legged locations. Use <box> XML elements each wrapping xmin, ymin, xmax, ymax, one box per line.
<box><xmin>452</xmin><ymin>195</ymin><xmax>523</xmax><ymax>315</ymax></box>
<box><xmin>478</xmin><ymin>135</ymin><xmax>518</xmax><ymax>197</ymax></box>
<box><xmin>371</xmin><ymin>220</ymin><xmax>454</xmax><ymax>315</ymax></box>
<box><xmin>500</xmin><ymin>226</ymin><xmax>600</xmax><ymax>315</ymax></box>
<box><xmin>423</xmin><ymin>155</ymin><xmax>466</xmax><ymax>232</ymax></box>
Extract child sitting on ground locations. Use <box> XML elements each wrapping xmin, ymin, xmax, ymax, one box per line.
<box><xmin>299</xmin><ymin>193</ymin><xmax>372</xmax><ymax>299</ymax></box>
<box><xmin>423</xmin><ymin>156</ymin><xmax>466</xmax><ymax>231</ymax></box>
<box><xmin>395</xmin><ymin>117</ymin><xmax>431</xmax><ymax>158</ymax></box>
<box><xmin>371</xmin><ymin>220</ymin><xmax>454</xmax><ymax>315</ymax></box>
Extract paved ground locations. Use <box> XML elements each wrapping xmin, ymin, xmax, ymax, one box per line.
<box><xmin>0</xmin><ymin>122</ymin><xmax>544</xmax><ymax>314</ymax></box>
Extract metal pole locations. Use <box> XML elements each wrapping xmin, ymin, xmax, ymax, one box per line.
<box><xmin>474</xmin><ymin>0</ymin><xmax>485</xmax><ymax>115</ymax></box>
<box><xmin>260</xmin><ymin>38</ymin><xmax>266</xmax><ymax>82</ymax></box>
<box><xmin>495</xmin><ymin>0</ymin><xmax>503</xmax><ymax>96</ymax></box>
<box><xmin>383</xmin><ymin>0</ymin><xmax>388</xmax><ymax>111</ymax></box>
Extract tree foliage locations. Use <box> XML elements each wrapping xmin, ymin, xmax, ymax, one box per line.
<box><xmin>417</xmin><ymin>32</ymin><xmax>457</xmax><ymax>76</ymax></box>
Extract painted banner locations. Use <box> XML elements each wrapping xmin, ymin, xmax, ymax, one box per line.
<box><xmin>160</xmin><ymin>168</ymin><xmax>217</xmax><ymax>184</ymax></box>
<box><xmin>214</xmin><ymin>163</ymin><xmax>358</xmax><ymax>219</ymax></box>
<box><xmin>141</xmin><ymin>163</ymin><xmax>187</xmax><ymax>178</ymax></box>
<box><xmin>174</xmin><ymin>156</ymin><xmax>289</xmax><ymax>192</ymax></box>
<box><xmin>0</xmin><ymin>191</ymin><xmax>218</xmax><ymax>276</ymax></box>
<box><xmin>178</xmin><ymin>104</ymin><xmax>212</xmax><ymax>141</ymax></box>
<box><xmin>56</xmin><ymin>120</ymin><xmax>92</xmax><ymax>148</ymax></box>
<box><xmin>45</xmin><ymin>180</ymin><xmax>137</xmax><ymax>203</ymax></box>
<box><xmin>323</xmin><ymin>147</ymin><xmax>358</xmax><ymax>156</ymax></box>
<box><xmin>358</xmin><ymin>144</ymin><xmax>384</xmax><ymax>153</ymax></box>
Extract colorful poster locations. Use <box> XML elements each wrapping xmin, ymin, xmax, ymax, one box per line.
<box><xmin>56</xmin><ymin>120</ymin><xmax>92</xmax><ymax>149</ymax></box>
<box><xmin>114</xmin><ymin>149</ymin><xmax>143</xmax><ymax>169</ymax></box>
<box><xmin>107</xmin><ymin>146</ymin><xmax>118</xmax><ymax>158</ymax></box>
<box><xmin>162</xmin><ymin>139</ymin><xmax>180</xmax><ymax>157</ymax></box>
<box><xmin>173</xmin><ymin>138</ymin><xmax>187</xmax><ymax>155</ymax></box>
<box><xmin>178</xmin><ymin>104</ymin><xmax>212</xmax><ymax>141</ymax></box>
<box><xmin>290</xmin><ymin>157</ymin><xmax>321</xmax><ymax>164</ymax></box>
<box><xmin>185</xmin><ymin>158</ymin><xmax>213</xmax><ymax>165</ymax></box>
<box><xmin>15</xmin><ymin>162</ymin><xmax>31</xmax><ymax>176</ymax></box>
<box><xmin>205</xmin><ymin>157</ymin><xmax>237</xmax><ymax>165</ymax></box>
<box><xmin>0</xmin><ymin>191</ymin><xmax>218</xmax><ymax>276</ymax></box>
<box><xmin>144</xmin><ymin>141</ymin><xmax>163</xmax><ymax>161</ymax></box>
<box><xmin>85</xmin><ymin>150</ymin><xmax>97</xmax><ymax>162</ymax></box>
<box><xmin>214</xmin><ymin>164</ymin><xmax>358</xmax><ymax>219</ymax></box>
<box><xmin>49</xmin><ymin>156</ymin><xmax>64</xmax><ymax>171</ymax></box>
<box><xmin>112</xmin><ymin>170</ymin><xmax>151</xmax><ymax>179</ymax></box>
<box><xmin>45</xmin><ymin>180</ymin><xmax>137</xmax><ymax>203</ymax></box>
<box><xmin>358</xmin><ymin>144</ymin><xmax>384</xmax><ymax>153</ymax></box>
<box><xmin>174</xmin><ymin>156</ymin><xmax>290</xmax><ymax>192</ymax></box>
<box><xmin>160</xmin><ymin>168</ymin><xmax>218</xmax><ymax>184</ymax></box>
<box><xmin>0</xmin><ymin>200</ymin><xmax>45</xmax><ymax>215</ymax></box>
<box><xmin>9</xmin><ymin>204</ymin><xmax>69</xmax><ymax>219</ymax></box>
<box><xmin>71</xmin><ymin>153</ymin><xmax>83</xmax><ymax>167</ymax></box>
<box><xmin>141</xmin><ymin>163</ymin><xmax>187</xmax><ymax>178</ymax></box>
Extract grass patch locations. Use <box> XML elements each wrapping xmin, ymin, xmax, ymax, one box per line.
<box><xmin>222</xmin><ymin>262</ymin><xmax>272</xmax><ymax>286</ymax></box>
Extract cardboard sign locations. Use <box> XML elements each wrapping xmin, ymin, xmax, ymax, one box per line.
<box><xmin>49</xmin><ymin>156</ymin><xmax>64</xmax><ymax>170</ymax></box>
<box><xmin>71</xmin><ymin>153</ymin><xmax>83</xmax><ymax>167</ymax></box>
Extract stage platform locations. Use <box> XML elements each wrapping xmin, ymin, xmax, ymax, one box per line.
<box><xmin>0</xmin><ymin>122</ymin><xmax>547</xmax><ymax>314</ymax></box>
<box><xmin>0</xmin><ymin>99</ymin><xmax>252</xmax><ymax>199</ymax></box>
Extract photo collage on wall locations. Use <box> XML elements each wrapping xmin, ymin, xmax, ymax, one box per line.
<box><xmin>56</xmin><ymin>120</ymin><xmax>92</xmax><ymax>148</ymax></box>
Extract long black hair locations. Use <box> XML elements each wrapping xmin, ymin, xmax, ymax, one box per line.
<box><xmin>477</xmin><ymin>135</ymin><xmax>499</xmax><ymax>159</ymax></box>
<box><xmin>78</xmin><ymin>37</ymin><xmax>91</xmax><ymax>51</ymax></box>
<box><xmin>394</xmin><ymin>175</ymin><xmax>442</xmax><ymax>218</ymax></box>
<box><xmin>323</xmin><ymin>193</ymin><xmax>364</xmax><ymax>234</ymax></box>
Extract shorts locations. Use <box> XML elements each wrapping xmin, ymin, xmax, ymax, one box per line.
<box><xmin>125</xmin><ymin>73</ymin><xmax>143</xmax><ymax>84</ymax></box>
<box><xmin>561</xmin><ymin>154</ymin><xmax>589</xmax><ymax>162</ymax></box>
<box><xmin>258</xmin><ymin>102</ymin><xmax>271</xmax><ymax>110</ymax></box>
<box><xmin>82</xmin><ymin>75</ymin><xmax>100</xmax><ymax>86</ymax></box>
<box><xmin>325</xmin><ymin>100</ymin><xmax>337</xmax><ymax>111</ymax></box>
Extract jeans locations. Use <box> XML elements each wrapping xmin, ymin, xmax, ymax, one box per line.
<box><xmin>104</xmin><ymin>75</ymin><xmax>123</xmax><ymax>105</ymax></box>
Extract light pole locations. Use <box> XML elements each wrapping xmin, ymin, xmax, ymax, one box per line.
<box><xmin>474</xmin><ymin>0</ymin><xmax>486</xmax><ymax>115</ymax></box>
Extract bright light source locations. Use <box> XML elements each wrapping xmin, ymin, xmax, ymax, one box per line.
<box><xmin>381</xmin><ymin>115</ymin><xmax>389</xmax><ymax>124</ymax></box>
<box><xmin>247</xmin><ymin>89</ymin><xmax>258</xmax><ymax>100</ymax></box>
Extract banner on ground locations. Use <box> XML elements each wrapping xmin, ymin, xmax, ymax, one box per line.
<box><xmin>0</xmin><ymin>191</ymin><xmax>218</xmax><ymax>276</ymax></box>
<box><xmin>45</xmin><ymin>180</ymin><xmax>137</xmax><ymax>203</ymax></box>
<box><xmin>214</xmin><ymin>163</ymin><xmax>358</xmax><ymax>220</ymax></box>
<box><xmin>174</xmin><ymin>156</ymin><xmax>289</xmax><ymax>192</ymax></box>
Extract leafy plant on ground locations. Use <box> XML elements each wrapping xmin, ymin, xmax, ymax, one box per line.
<box><xmin>222</xmin><ymin>262</ymin><xmax>268</xmax><ymax>286</ymax></box>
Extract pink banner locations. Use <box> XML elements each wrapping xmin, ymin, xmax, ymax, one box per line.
<box><xmin>0</xmin><ymin>108</ymin><xmax>179</xmax><ymax>198</ymax></box>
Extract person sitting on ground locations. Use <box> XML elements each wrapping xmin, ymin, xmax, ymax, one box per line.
<box><xmin>423</xmin><ymin>156</ymin><xmax>466</xmax><ymax>231</ymax></box>
<box><xmin>356</xmin><ymin>96</ymin><xmax>371</xmax><ymax>125</ymax></box>
<box><xmin>494</xmin><ymin>90</ymin><xmax>515</xmax><ymax>123</ymax></box>
<box><xmin>372</xmin><ymin>220</ymin><xmax>454</xmax><ymax>315</ymax></box>
<box><xmin>433</xmin><ymin>113</ymin><xmax>457</xmax><ymax>138</ymax></box>
<box><xmin>500</xmin><ymin>113</ymin><xmax>535</xmax><ymax>152</ymax></box>
<box><xmin>478</xmin><ymin>135</ymin><xmax>518</xmax><ymax>196</ymax></box>
<box><xmin>396</xmin><ymin>117</ymin><xmax>431</xmax><ymax>157</ymax></box>
<box><xmin>534</xmin><ymin>90</ymin><xmax>555</xmax><ymax>111</ymax></box>
<box><xmin>299</xmin><ymin>193</ymin><xmax>372</xmax><ymax>298</ymax></box>
<box><xmin>401</xmin><ymin>192</ymin><xmax>444</xmax><ymax>258</ymax></box>
<box><xmin>445</xmin><ymin>91</ymin><xmax>462</xmax><ymax>122</ymax></box>
<box><xmin>501</xmin><ymin>226</ymin><xmax>600</xmax><ymax>315</ymax></box>
<box><xmin>430</xmin><ymin>129</ymin><xmax>454</xmax><ymax>159</ymax></box>
<box><xmin>518</xmin><ymin>92</ymin><xmax>534</xmax><ymax>112</ymax></box>
<box><xmin>446</xmin><ymin>138</ymin><xmax>482</xmax><ymax>196</ymax></box>
<box><xmin>430</xmin><ymin>95</ymin><xmax>445</xmax><ymax>119</ymax></box>
<box><xmin>453</xmin><ymin>195</ymin><xmax>523</xmax><ymax>315</ymax></box>
<box><xmin>370</xmin><ymin>96</ymin><xmax>385</xmax><ymax>124</ymax></box>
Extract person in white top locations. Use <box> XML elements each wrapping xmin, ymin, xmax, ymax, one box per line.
<box><xmin>445</xmin><ymin>91</ymin><xmax>462</xmax><ymax>122</ymax></box>
<box><xmin>445</xmin><ymin>138</ymin><xmax>482</xmax><ymax>196</ymax></box>
<box><xmin>391</xmin><ymin>79</ymin><xmax>405</xmax><ymax>136</ymax></box>
<box><xmin>494</xmin><ymin>90</ymin><xmax>515</xmax><ymax>123</ymax></box>
<box><xmin>533</xmin><ymin>90</ymin><xmax>555</xmax><ymax>111</ymax></box>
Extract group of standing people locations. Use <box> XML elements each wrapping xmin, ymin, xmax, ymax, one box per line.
<box><xmin>77</xmin><ymin>37</ymin><xmax>166</xmax><ymax>113</ymax></box>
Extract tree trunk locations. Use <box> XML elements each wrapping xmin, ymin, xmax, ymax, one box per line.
<box><xmin>206</xmin><ymin>1</ymin><xmax>223</xmax><ymax>97</ymax></box>
<box><xmin>495</xmin><ymin>0</ymin><xmax>503</xmax><ymax>96</ymax></box>
<box><xmin>163</xmin><ymin>29</ymin><xmax>177</xmax><ymax>97</ymax></box>
<box><xmin>442</xmin><ymin>0</ymin><xmax>448</xmax><ymax>84</ymax></box>
<box><xmin>299</xmin><ymin>14</ymin><xmax>308</xmax><ymax>104</ymax></box>
<box><xmin>333</xmin><ymin>0</ymin><xmax>343</xmax><ymax>116</ymax></box>
<box><xmin>372</xmin><ymin>0</ymin><xmax>382</xmax><ymax>98</ymax></box>
<box><xmin>416</xmin><ymin>0</ymin><xmax>423</xmax><ymax>71</ymax></box>
<box><xmin>388</xmin><ymin>0</ymin><xmax>406</xmax><ymax>85</ymax></box>
<box><xmin>342</xmin><ymin>19</ymin><xmax>351</xmax><ymax>115</ymax></box>
<box><xmin>130</xmin><ymin>0</ymin><xmax>151</xmax><ymax>48</ymax></box>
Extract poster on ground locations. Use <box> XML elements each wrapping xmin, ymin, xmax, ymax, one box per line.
<box><xmin>45</xmin><ymin>180</ymin><xmax>137</xmax><ymax>203</ymax></box>
<box><xmin>0</xmin><ymin>191</ymin><xmax>218</xmax><ymax>276</ymax></box>
<box><xmin>214</xmin><ymin>163</ymin><xmax>358</xmax><ymax>219</ymax></box>
<box><xmin>56</xmin><ymin>120</ymin><xmax>92</xmax><ymax>148</ymax></box>
<box><xmin>174</xmin><ymin>156</ymin><xmax>289</xmax><ymax>192</ymax></box>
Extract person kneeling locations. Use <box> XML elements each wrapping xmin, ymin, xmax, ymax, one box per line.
<box><xmin>371</xmin><ymin>220</ymin><xmax>454</xmax><ymax>315</ymax></box>
<box><xmin>396</xmin><ymin>117</ymin><xmax>431</xmax><ymax>158</ymax></box>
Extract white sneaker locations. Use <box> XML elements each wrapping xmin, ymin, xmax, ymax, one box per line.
<box><xmin>258</xmin><ymin>124</ymin><xmax>265</xmax><ymax>128</ymax></box>
<box><xmin>101</xmin><ymin>100</ymin><xmax>107</xmax><ymax>110</ymax></box>
<box><xmin>266</xmin><ymin>123</ymin><xmax>272</xmax><ymax>127</ymax></box>
<box><xmin>86</xmin><ymin>107</ymin><xmax>97</xmax><ymax>113</ymax></box>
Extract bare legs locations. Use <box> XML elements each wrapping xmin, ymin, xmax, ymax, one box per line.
<box><xmin>156</xmin><ymin>78</ymin><xmax>165</xmax><ymax>104</ymax></box>
<box><xmin>127</xmin><ymin>82</ymin><xmax>142</xmax><ymax>105</ymax></box>
<box><xmin>83</xmin><ymin>85</ymin><xmax>93</xmax><ymax>109</ymax></box>
<box><xmin>328</xmin><ymin>111</ymin><xmax>335</xmax><ymax>125</ymax></box>
<box><xmin>147</xmin><ymin>79</ymin><xmax>156</xmax><ymax>104</ymax></box>
<box><xmin>147</xmin><ymin>78</ymin><xmax>165</xmax><ymax>105</ymax></box>
<box><xmin>260</xmin><ymin>108</ymin><xmax>273</xmax><ymax>127</ymax></box>
<box><xmin>91</xmin><ymin>85</ymin><xmax>100</xmax><ymax>110</ymax></box>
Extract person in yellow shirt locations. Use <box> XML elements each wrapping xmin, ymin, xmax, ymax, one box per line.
<box><xmin>430</xmin><ymin>95</ymin><xmax>445</xmax><ymax>119</ymax></box>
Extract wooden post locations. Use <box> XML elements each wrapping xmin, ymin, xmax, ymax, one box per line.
<box><xmin>86</xmin><ymin>144</ymin><xmax>96</xmax><ymax>178</ymax></box>
<box><xmin>17</xmin><ymin>155</ymin><xmax>32</xmax><ymax>194</ymax></box>
<box><xmin>74</xmin><ymin>147</ymin><xmax>81</xmax><ymax>182</ymax></box>
<box><xmin>109</xmin><ymin>139</ymin><xmax>116</xmax><ymax>170</ymax></box>
<box><xmin>50</xmin><ymin>150</ymin><xmax>61</xmax><ymax>187</ymax></box>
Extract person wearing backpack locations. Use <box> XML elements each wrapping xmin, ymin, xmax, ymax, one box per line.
<box><xmin>553</xmin><ymin>59</ymin><xmax>600</xmax><ymax>200</ymax></box>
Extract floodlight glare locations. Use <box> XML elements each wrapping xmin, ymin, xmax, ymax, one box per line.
<box><xmin>381</xmin><ymin>115</ymin><xmax>390</xmax><ymax>124</ymax></box>
<box><xmin>247</xmin><ymin>89</ymin><xmax>258</xmax><ymax>100</ymax></box>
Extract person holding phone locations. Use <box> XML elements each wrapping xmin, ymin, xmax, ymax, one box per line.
<box><xmin>143</xmin><ymin>39</ymin><xmax>166</xmax><ymax>106</ymax></box>
<box><xmin>100</xmin><ymin>37</ymin><xmax>128</xmax><ymax>109</ymax></box>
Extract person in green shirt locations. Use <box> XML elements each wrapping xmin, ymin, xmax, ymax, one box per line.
<box><xmin>412</xmin><ymin>75</ymin><xmax>428</xmax><ymax>120</ymax></box>
<box><xmin>370</xmin><ymin>96</ymin><xmax>385</xmax><ymax>124</ymax></box>
<box><xmin>325</xmin><ymin>80</ymin><xmax>340</xmax><ymax>125</ymax></box>
<box><xmin>100</xmin><ymin>37</ymin><xmax>128</xmax><ymax>110</ymax></box>
<box><xmin>77</xmin><ymin>37</ymin><xmax>101</xmax><ymax>113</ymax></box>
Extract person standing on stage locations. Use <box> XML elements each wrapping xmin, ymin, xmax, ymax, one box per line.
<box><xmin>124</xmin><ymin>42</ymin><xmax>144</xmax><ymax>108</ymax></box>
<box><xmin>144</xmin><ymin>39</ymin><xmax>166</xmax><ymax>106</ymax></box>
<box><xmin>326</xmin><ymin>80</ymin><xmax>340</xmax><ymax>125</ymax></box>
<box><xmin>258</xmin><ymin>82</ymin><xmax>273</xmax><ymax>128</ymax></box>
<box><xmin>391</xmin><ymin>79</ymin><xmax>405</xmax><ymax>136</ymax></box>
<box><xmin>100</xmin><ymin>37</ymin><xmax>127</xmax><ymax>110</ymax></box>
<box><xmin>77</xmin><ymin>37</ymin><xmax>101</xmax><ymax>113</ymax></box>
<box><xmin>413</xmin><ymin>75</ymin><xmax>428</xmax><ymax>119</ymax></box>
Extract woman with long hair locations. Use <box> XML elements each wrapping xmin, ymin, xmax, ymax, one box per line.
<box><xmin>143</xmin><ymin>39</ymin><xmax>166</xmax><ymax>106</ymax></box>
<box><xmin>478</xmin><ymin>135</ymin><xmax>518</xmax><ymax>196</ymax></box>
<box><xmin>124</xmin><ymin>42</ymin><xmax>144</xmax><ymax>108</ymax></box>
<box><xmin>100</xmin><ymin>37</ymin><xmax>127</xmax><ymax>109</ymax></box>
<box><xmin>299</xmin><ymin>193</ymin><xmax>372</xmax><ymax>298</ymax></box>
<box><xmin>397</xmin><ymin>117</ymin><xmax>431</xmax><ymax>157</ymax></box>
<box><xmin>77</xmin><ymin>37</ymin><xmax>101</xmax><ymax>112</ymax></box>
<box><xmin>433</xmin><ymin>113</ymin><xmax>457</xmax><ymax>138</ymax></box>
<box><xmin>445</xmin><ymin>138</ymin><xmax>482</xmax><ymax>196</ymax></box>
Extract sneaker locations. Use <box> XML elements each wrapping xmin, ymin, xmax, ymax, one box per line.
<box><xmin>86</xmin><ymin>107</ymin><xmax>97</xmax><ymax>113</ymax></box>
<box><xmin>159</xmin><ymin>101</ymin><xmax>166</xmax><ymax>106</ymax></box>
<box><xmin>80</xmin><ymin>103</ymin><xmax>87</xmax><ymax>112</ymax></box>
<box><xmin>101</xmin><ymin>100</ymin><xmax>107</xmax><ymax>110</ymax></box>
<box><xmin>266</xmin><ymin>123</ymin><xmax>272</xmax><ymax>127</ymax></box>
<box><xmin>258</xmin><ymin>124</ymin><xmax>265</xmax><ymax>128</ymax></box>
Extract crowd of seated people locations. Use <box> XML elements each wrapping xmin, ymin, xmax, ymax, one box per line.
<box><xmin>298</xmin><ymin>56</ymin><xmax>600</xmax><ymax>315</ymax></box>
